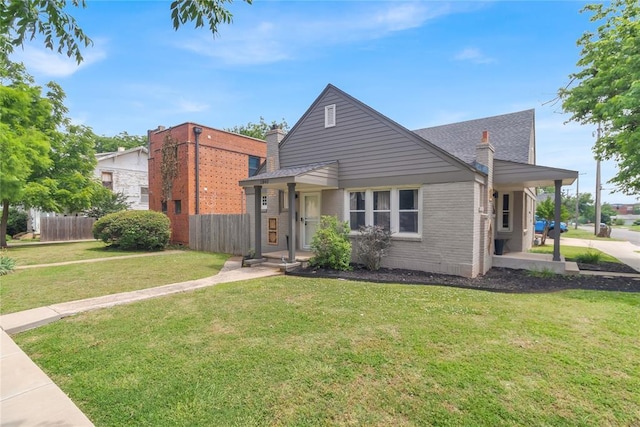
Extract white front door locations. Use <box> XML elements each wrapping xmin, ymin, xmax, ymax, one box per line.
<box><xmin>301</xmin><ymin>193</ymin><xmax>320</xmax><ymax>250</ymax></box>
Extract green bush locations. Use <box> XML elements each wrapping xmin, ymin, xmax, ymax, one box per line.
<box><xmin>93</xmin><ymin>210</ymin><xmax>171</xmax><ymax>251</ymax></box>
<box><xmin>614</xmin><ymin>218</ymin><xmax>625</xmax><ymax>226</ymax></box>
<box><xmin>309</xmin><ymin>216</ymin><xmax>352</xmax><ymax>271</ymax></box>
<box><xmin>0</xmin><ymin>251</ymin><xmax>16</xmax><ymax>275</ymax></box>
<box><xmin>356</xmin><ymin>225</ymin><xmax>392</xmax><ymax>270</ymax></box>
<box><xmin>633</xmin><ymin>219</ymin><xmax>640</xmax><ymax>226</ymax></box>
<box><xmin>7</xmin><ymin>208</ymin><xmax>27</xmax><ymax>236</ymax></box>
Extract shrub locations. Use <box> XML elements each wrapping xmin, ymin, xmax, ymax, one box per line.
<box><xmin>526</xmin><ymin>268</ymin><xmax>556</xmax><ymax>279</ymax></box>
<box><xmin>614</xmin><ymin>218</ymin><xmax>625</xmax><ymax>226</ymax></box>
<box><xmin>0</xmin><ymin>251</ymin><xmax>16</xmax><ymax>275</ymax></box>
<box><xmin>575</xmin><ymin>250</ymin><xmax>602</xmax><ymax>265</ymax></box>
<box><xmin>309</xmin><ymin>216</ymin><xmax>352</xmax><ymax>271</ymax></box>
<box><xmin>633</xmin><ymin>219</ymin><xmax>640</xmax><ymax>226</ymax></box>
<box><xmin>7</xmin><ymin>208</ymin><xmax>27</xmax><ymax>236</ymax></box>
<box><xmin>93</xmin><ymin>210</ymin><xmax>171</xmax><ymax>251</ymax></box>
<box><xmin>356</xmin><ymin>225</ymin><xmax>392</xmax><ymax>270</ymax></box>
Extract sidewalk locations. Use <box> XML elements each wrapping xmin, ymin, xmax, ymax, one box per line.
<box><xmin>1</xmin><ymin>257</ymin><xmax>280</xmax><ymax>426</ymax></box>
<box><xmin>561</xmin><ymin>236</ymin><xmax>640</xmax><ymax>272</ymax></box>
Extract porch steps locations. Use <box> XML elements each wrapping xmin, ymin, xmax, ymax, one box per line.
<box><xmin>244</xmin><ymin>253</ymin><xmax>308</xmax><ymax>272</ymax></box>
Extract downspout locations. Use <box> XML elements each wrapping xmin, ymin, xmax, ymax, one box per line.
<box><xmin>193</xmin><ymin>126</ymin><xmax>203</xmax><ymax>214</ymax></box>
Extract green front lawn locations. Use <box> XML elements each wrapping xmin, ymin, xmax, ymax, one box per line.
<box><xmin>16</xmin><ymin>277</ymin><xmax>640</xmax><ymax>426</ymax></box>
<box><xmin>560</xmin><ymin>227</ymin><xmax>616</xmax><ymax>240</ymax></box>
<box><xmin>530</xmin><ymin>245</ymin><xmax>620</xmax><ymax>263</ymax></box>
<box><xmin>1</xmin><ymin>250</ymin><xmax>228</xmax><ymax>314</ymax></box>
<box><xmin>6</xmin><ymin>241</ymin><xmax>142</xmax><ymax>266</ymax></box>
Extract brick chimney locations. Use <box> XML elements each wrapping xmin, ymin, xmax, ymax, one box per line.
<box><xmin>265</xmin><ymin>124</ymin><xmax>286</xmax><ymax>173</ymax></box>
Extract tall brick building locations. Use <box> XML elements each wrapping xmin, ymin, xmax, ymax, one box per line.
<box><xmin>148</xmin><ymin>122</ymin><xmax>266</xmax><ymax>244</ymax></box>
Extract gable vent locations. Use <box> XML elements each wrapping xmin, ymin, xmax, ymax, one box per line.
<box><xmin>324</xmin><ymin>104</ymin><xmax>336</xmax><ymax>128</ymax></box>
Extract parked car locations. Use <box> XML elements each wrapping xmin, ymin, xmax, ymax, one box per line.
<box><xmin>534</xmin><ymin>216</ymin><xmax>568</xmax><ymax>234</ymax></box>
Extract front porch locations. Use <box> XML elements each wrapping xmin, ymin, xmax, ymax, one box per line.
<box><xmin>492</xmin><ymin>251</ymin><xmax>579</xmax><ymax>275</ymax></box>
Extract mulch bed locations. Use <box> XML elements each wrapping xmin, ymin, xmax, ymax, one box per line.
<box><xmin>287</xmin><ymin>263</ymin><xmax>640</xmax><ymax>293</ymax></box>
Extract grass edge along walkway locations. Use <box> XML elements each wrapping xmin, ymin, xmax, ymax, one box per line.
<box><xmin>14</xmin><ymin>250</ymin><xmax>185</xmax><ymax>269</ymax></box>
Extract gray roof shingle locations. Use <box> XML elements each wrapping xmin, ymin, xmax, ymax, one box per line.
<box><xmin>412</xmin><ymin>109</ymin><xmax>535</xmax><ymax>164</ymax></box>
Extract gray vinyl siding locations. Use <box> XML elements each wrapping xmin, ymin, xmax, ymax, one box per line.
<box><xmin>280</xmin><ymin>88</ymin><xmax>473</xmax><ymax>184</ymax></box>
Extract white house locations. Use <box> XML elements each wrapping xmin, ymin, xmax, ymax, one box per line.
<box><xmin>95</xmin><ymin>146</ymin><xmax>149</xmax><ymax>210</ymax></box>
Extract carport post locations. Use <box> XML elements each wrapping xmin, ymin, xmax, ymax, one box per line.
<box><xmin>287</xmin><ymin>182</ymin><xmax>296</xmax><ymax>262</ymax></box>
<box><xmin>553</xmin><ymin>180</ymin><xmax>561</xmax><ymax>262</ymax></box>
<box><xmin>254</xmin><ymin>185</ymin><xmax>262</xmax><ymax>259</ymax></box>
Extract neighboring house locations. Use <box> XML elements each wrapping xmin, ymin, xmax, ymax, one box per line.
<box><xmin>148</xmin><ymin>122</ymin><xmax>266</xmax><ymax>245</ymax></box>
<box><xmin>27</xmin><ymin>146</ymin><xmax>149</xmax><ymax>234</ymax></box>
<box><xmin>240</xmin><ymin>84</ymin><xmax>577</xmax><ymax>278</ymax></box>
<box><xmin>95</xmin><ymin>146</ymin><xmax>149</xmax><ymax>210</ymax></box>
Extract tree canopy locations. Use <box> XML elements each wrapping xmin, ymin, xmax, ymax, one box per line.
<box><xmin>225</xmin><ymin>117</ymin><xmax>289</xmax><ymax>140</ymax></box>
<box><xmin>94</xmin><ymin>132</ymin><xmax>147</xmax><ymax>153</ymax></box>
<box><xmin>0</xmin><ymin>0</ymin><xmax>251</xmax><ymax>64</ymax></box>
<box><xmin>0</xmin><ymin>73</ymin><xmax>99</xmax><ymax>247</ymax></box>
<box><xmin>559</xmin><ymin>0</ymin><xmax>640</xmax><ymax>195</ymax></box>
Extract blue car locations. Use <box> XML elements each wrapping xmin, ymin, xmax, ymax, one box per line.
<box><xmin>534</xmin><ymin>216</ymin><xmax>568</xmax><ymax>234</ymax></box>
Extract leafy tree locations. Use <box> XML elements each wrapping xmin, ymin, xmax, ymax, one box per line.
<box><xmin>536</xmin><ymin>198</ymin><xmax>570</xmax><ymax>222</ymax></box>
<box><xmin>94</xmin><ymin>132</ymin><xmax>147</xmax><ymax>153</ymax></box>
<box><xmin>1</xmin><ymin>0</ymin><xmax>252</xmax><ymax>64</ymax></box>
<box><xmin>0</xmin><ymin>72</ymin><xmax>97</xmax><ymax>247</ymax></box>
<box><xmin>83</xmin><ymin>187</ymin><xmax>131</xmax><ymax>219</ymax></box>
<box><xmin>600</xmin><ymin>203</ymin><xmax>617</xmax><ymax>225</ymax></box>
<box><xmin>559</xmin><ymin>0</ymin><xmax>640</xmax><ymax>195</ymax></box>
<box><xmin>225</xmin><ymin>117</ymin><xmax>289</xmax><ymax>140</ymax></box>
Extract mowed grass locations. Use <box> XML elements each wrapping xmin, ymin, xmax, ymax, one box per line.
<box><xmin>6</xmin><ymin>241</ymin><xmax>144</xmax><ymax>266</ymax></box>
<box><xmin>1</xmin><ymin>250</ymin><xmax>229</xmax><ymax>314</ymax></box>
<box><xmin>561</xmin><ymin>228</ymin><xmax>618</xmax><ymax>240</ymax></box>
<box><xmin>530</xmin><ymin>245</ymin><xmax>621</xmax><ymax>263</ymax></box>
<box><xmin>16</xmin><ymin>277</ymin><xmax>640</xmax><ymax>426</ymax></box>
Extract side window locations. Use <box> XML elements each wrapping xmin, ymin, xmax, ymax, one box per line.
<box><xmin>398</xmin><ymin>189</ymin><xmax>418</xmax><ymax>233</ymax></box>
<box><xmin>498</xmin><ymin>192</ymin><xmax>512</xmax><ymax>232</ymax></box>
<box><xmin>261</xmin><ymin>194</ymin><xmax>268</xmax><ymax>211</ymax></box>
<box><xmin>349</xmin><ymin>191</ymin><xmax>366</xmax><ymax>231</ymax></box>
<box><xmin>101</xmin><ymin>171</ymin><xmax>113</xmax><ymax>190</ymax></box>
<box><xmin>140</xmin><ymin>187</ymin><xmax>149</xmax><ymax>204</ymax></box>
<box><xmin>174</xmin><ymin>200</ymin><xmax>182</xmax><ymax>215</ymax></box>
<box><xmin>248</xmin><ymin>156</ymin><xmax>260</xmax><ymax>177</ymax></box>
<box><xmin>373</xmin><ymin>190</ymin><xmax>390</xmax><ymax>230</ymax></box>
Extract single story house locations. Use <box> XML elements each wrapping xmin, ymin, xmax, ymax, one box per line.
<box><xmin>240</xmin><ymin>84</ymin><xmax>577</xmax><ymax>277</ymax></box>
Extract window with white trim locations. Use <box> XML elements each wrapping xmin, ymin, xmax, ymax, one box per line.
<box><xmin>398</xmin><ymin>189</ymin><xmax>419</xmax><ymax>233</ymax></box>
<box><xmin>324</xmin><ymin>104</ymin><xmax>336</xmax><ymax>128</ymax></box>
<box><xmin>498</xmin><ymin>192</ymin><xmax>512</xmax><ymax>232</ymax></box>
<box><xmin>346</xmin><ymin>188</ymin><xmax>421</xmax><ymax>235</ymax></box>
<box><xmin>140</xmin><ymin>187</ymin><xmax>149</xmax><ymax>204</ymax></box>
<box><xmin>373</xmin><ymin>190</ymin><xmax>390</xmax><ymax>230</ymax></box>
<box><xmin>261</xmin><ymin>194</ymin><xmax>268</xmax><ymax>211</ymax></box>
<box><xmin>349</xmin><ymin>191</ymin><xmax>366</xmax><ymax>231</ymax></box>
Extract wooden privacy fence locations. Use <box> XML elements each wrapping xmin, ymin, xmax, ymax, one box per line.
<box><xmin>189</xmin><ymin>214</ymin><xmax>250</xmax><ymax>256</ymax></box>
<box><xmin>40</xmin><ymin>216</ymin><xmax>96</xmax><ymax>242</ymax></box>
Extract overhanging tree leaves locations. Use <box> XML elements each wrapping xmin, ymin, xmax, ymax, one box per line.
<box><xmin>0</xmin><ymin>73</ymin><xmax>98</xmax><ymax>247</ymax></box>
<box><xmin>225</xmin><ymin>117</ymin><xmax>289</xmax><ymax>140</ymax></box>
<box><xmin>1</xmin><ymin>0</ymin><xmax>251</xmax><ymax>64</ymax></box>
<box><xmin>559</xmin><ymin>0</ymin><xmax>640</xmax><ymax>195</ymax></box>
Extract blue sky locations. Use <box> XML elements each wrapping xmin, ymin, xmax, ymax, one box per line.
<box><xmin>11</xmin><ymin>0</ymin><xmax>637</xmax><ymax>204</ymax></box>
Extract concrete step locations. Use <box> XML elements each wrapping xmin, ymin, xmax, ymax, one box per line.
<box><xmin>262</xmin><ymin>261</ymin><xmax>301</xmax><ymax>272</ymax></box>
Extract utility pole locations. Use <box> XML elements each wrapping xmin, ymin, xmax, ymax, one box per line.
<box><xmin>575</xmin><ymin>173</ymin><xmax>585</xmax><ymax>230</ymax></box>
<box><xmin>594</xmin><ymin>124</ymin><xmax>602</xmax><ymax>235</ymax></box>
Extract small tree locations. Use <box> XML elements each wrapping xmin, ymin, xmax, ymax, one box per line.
<box><xmin>83</xmin><ymin>186</ymin><xmax>131</xmax><ymax>219</ymax></box>
<box><xmin>356</xmin><ymin>225</ymin><xmax>392</xmax><ymax>271</ymax></box>
<box><xmin>309</xmin><ymin>216</ymin><xmax>352</xmax><ymax>271</ymax></box>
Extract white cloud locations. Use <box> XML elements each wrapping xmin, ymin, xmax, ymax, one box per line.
<box><xmin>177</xmin><ymin>2</ymin><xmax>468</xmax><ymax>66</ymax></box>
<box><xmin>11</xmin><ymin>39</ymin><xmax>107</xmax><ymax>78</ymax></box>
<box><xmin>176</xmin><ymin>98</ymin><xmax>210</xmax><ymax>113</ymax></box>
<box><xmin>454</xmin><ymin>48</ymin><xmax>495</xmax><ymax>64</ymax></box>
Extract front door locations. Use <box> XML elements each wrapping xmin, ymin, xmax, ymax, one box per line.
<box><xmin>301</xmin><ymin>193</ymin><xmax>320</xmax><ymax>250</ymax></box>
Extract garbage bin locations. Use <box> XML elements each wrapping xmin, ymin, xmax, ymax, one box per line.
<box><xmin>494</xmin><ymin>239</ymin><xmax>506</xmax><ymax>255</ymax></box>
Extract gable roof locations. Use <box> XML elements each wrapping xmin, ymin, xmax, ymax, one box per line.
<box><xmin>96</xmin><ymin>146</ymin><xmax>148</xmax><ymax>162</ymax></box>
<box><xmin>412</xmin><ymin>109</ymin><xmax>535</xmax><ymax>164</ymax></box>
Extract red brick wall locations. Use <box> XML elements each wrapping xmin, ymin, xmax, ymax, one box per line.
<box><xmin>148</xmin><ymin>123</ymin><xmax>266</xmax><ymax>244</ymax></box>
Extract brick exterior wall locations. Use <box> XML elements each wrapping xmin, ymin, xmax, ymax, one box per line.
<box><xmin>148</xmin><ymin>123</ymin><xmax>266</xmax><ymax>245</ymax></box>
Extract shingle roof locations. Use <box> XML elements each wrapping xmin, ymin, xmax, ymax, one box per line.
<box><xmin>244</xmin><ymin>161</ymin><xmax>337</xmax><ymax>181</ymax></box>
<box><xmin>412</xmin><ymin>109</ymin><xmax>535</xmax><ymax>164</ymax></box>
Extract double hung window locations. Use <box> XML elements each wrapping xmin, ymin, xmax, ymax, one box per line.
<box><xmin>347</xmin><ymin>188</ymin><xmax>421</xmax><ymax>235</ymax></box>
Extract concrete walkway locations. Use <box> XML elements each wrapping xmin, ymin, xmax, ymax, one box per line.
<box><xmin>1</xmin><ymin>256</ymin><xmax>280</xmax><ymax>427</ymax></box>
<box><xmin>561</xmin><ymin>236</ymin><xmax>640</xmax><ymax>272</ymax></box>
